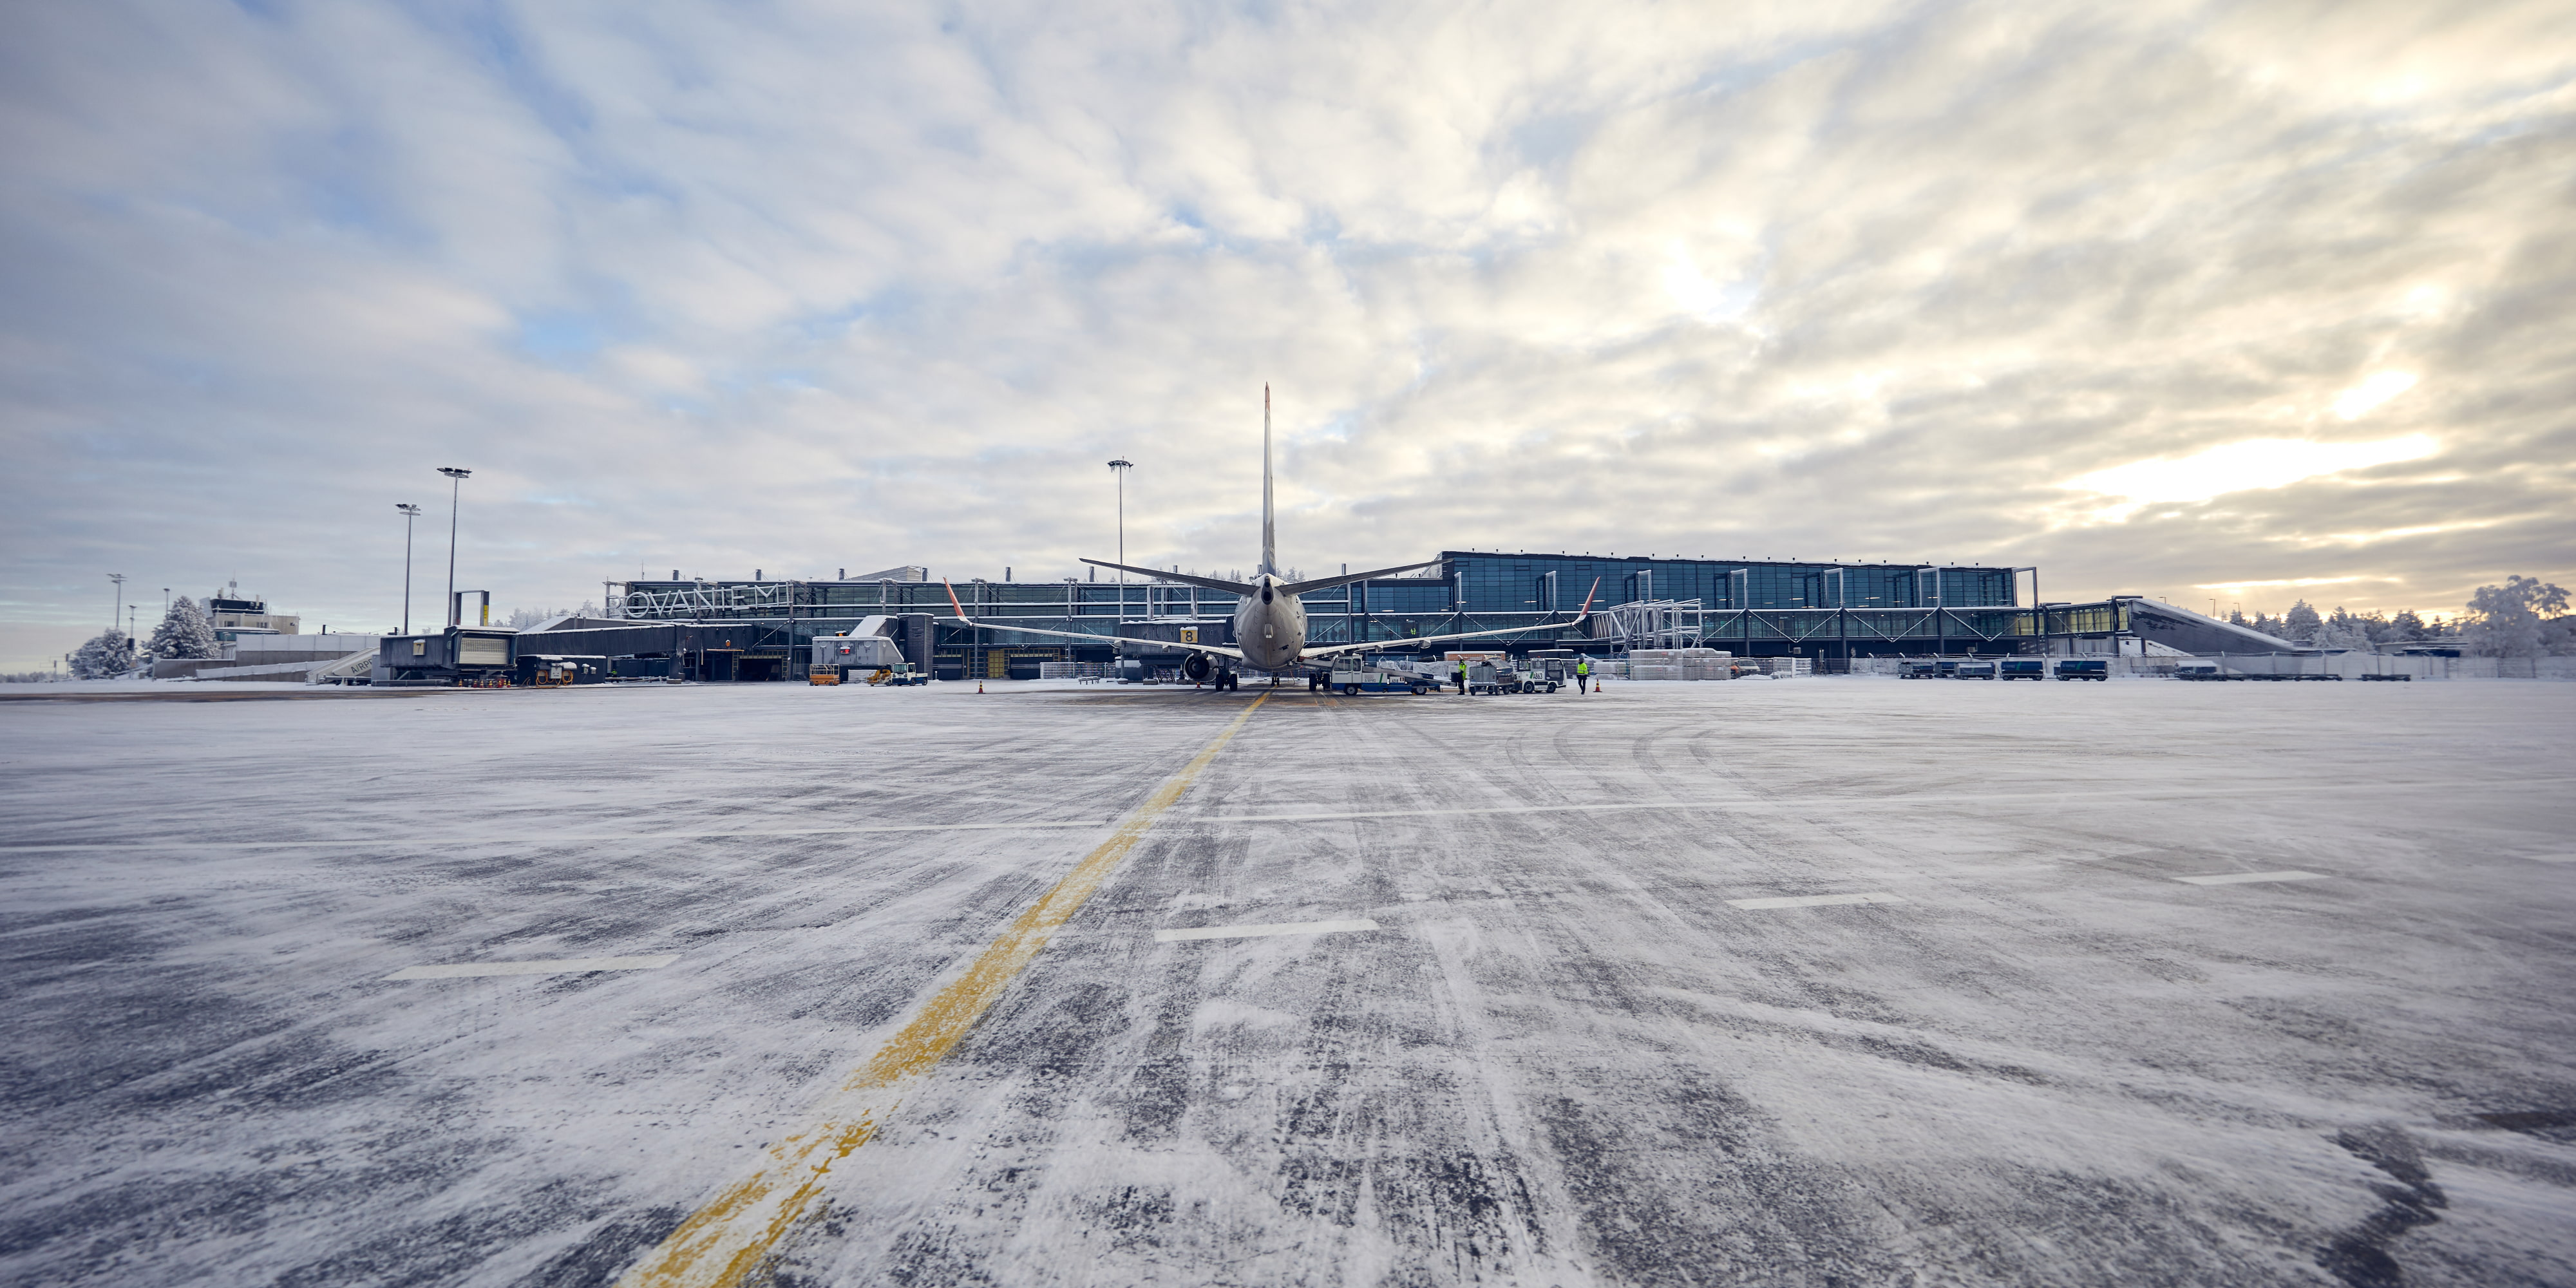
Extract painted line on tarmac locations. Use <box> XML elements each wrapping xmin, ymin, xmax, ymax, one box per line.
<box><xmin>2171</xmin><ymin>870</ymin><xmax>2331</xmax><ymax>886</ymax></box>
<box><xmin>384</xmin><ymin>955</ymin><xmax>677</xmax><ymax>980</ymax></box>
<box><xmin>1155</xmin><ymin>918</ymin><xmax>1379</xmax><ymax>943</ymax></box>
<box><xmin>1725</xmin><ymin>892</ymin><xmax>1905</xmax><ymax>909</ymax></box>
<box><xmin>614</xmin><ymin>692</ymin><xmax>1271</xmax><ymax>1288</ymax></box>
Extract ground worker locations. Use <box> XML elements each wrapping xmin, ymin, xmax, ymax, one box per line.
<box><xmin>1575</xmin><ymin>657</ymin><xmax>1590</xmax><ymax>694</ymax></box>
<box><xmin>1452</xmin><ymin>659</ymin><xmax>1468</xmax><ymax>696</ymax></box>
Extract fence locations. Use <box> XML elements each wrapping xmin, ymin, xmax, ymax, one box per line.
<box><xmin>1626</xmin><ymin>647</ymin><xmax>1735</xmax><ymax>681</ymax></box>
<box><xmin>2195</xmin><ymin>654</ymin><xmax>2574</xmax><ymax>681</ymax></box>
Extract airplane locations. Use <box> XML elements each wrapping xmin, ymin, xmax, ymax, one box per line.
<box><xmin>940</xmin><ymin>386</ymin><xmax>1597</xmax><ymax>690</ymax></box>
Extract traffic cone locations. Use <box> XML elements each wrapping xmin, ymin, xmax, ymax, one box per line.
<box><xmin>977</xmin><ymin>681</ymin><xmax>985</xmax><ymax>693</ymax></box>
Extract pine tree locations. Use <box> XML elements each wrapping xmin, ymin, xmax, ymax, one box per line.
<box><xmin>147</xmin><ymin>596</ymin><xmax>220</xmax><ymax>661</ymax></box>
<box><xmin>2313</xmin><ymin>607</ymin><xmax>2373</xmax><ymax>651</ymax></box>
<box><xmin>70</xmin><ymin>630</ymin><xmax>135</xmax><ymax>679</ymax></box>
<box><xmin>2284</xmin><ymin>600</ymin><xmax>2323</xmax><ymax>646</ymax></box>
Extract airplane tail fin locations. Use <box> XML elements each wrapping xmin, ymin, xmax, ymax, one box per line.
<box><xmin>1260</xmin><ymin>384</ymin><xmax>1276</xmax><ymax>577</ymax></box>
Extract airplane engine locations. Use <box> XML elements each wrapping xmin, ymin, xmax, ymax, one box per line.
<box><xmin>1182</xmin><ymin>654</ymin><xmax>1214</xmax><ymax>683</ymax></box>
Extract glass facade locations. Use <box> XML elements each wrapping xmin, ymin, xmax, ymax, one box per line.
<box><xmin>1441</xmin><ymin>553</ymin><xmax>2015</xmax><ymax>613</ymax></box>
<box><xmin>607</xmin><ymin>553</ymin><xmax>2048</xmax><ymax>676</ymax></box>
<box><xmin>621</xmin><ymin>555</ymin><xmax>2015</xmax><ymax>624</ymax></box>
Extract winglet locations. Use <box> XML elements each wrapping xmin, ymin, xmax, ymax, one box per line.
<box><xmin>943</xmin><ymin>578</ymin><xmax>969</xmax><ymax>620</ymax></box>
<box><xmin>1571</xmin><ymin>576</ymin><xmax>1600</xmax><ymax>623</ymax></box>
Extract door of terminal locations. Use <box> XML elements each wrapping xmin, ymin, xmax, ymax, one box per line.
<box><xmin>705</xmin><ymin>649</ymin><xmax>739</xmax><ymax>682</ymax></box>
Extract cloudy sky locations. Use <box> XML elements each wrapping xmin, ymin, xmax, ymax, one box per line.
<box><xmin>5</xmin><ymin>1</ymin><xmax>2571</xmax><ymax>666</ymax></box>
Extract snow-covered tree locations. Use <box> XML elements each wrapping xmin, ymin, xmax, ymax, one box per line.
<box><xmin>69</xmin><ymin>630</ymin><xmax>135</xmax><ymax>679</ymax></box>
<box><xmin>2315</xmin><ymin>607</ymin><xmax>2375</xmax><ymax>652</ymax></box>
<box><xmin>502</xmin><ymin>600</ymin><xmax>601</xmax><ymax>629</ymax></box>
<box><xmin>2462</xmin><ymin>576</ymin><xmax>2570</xmax><ymax>658</ymax></box>
<box><xmin>2283</xmin><ymin>600</ymin><xmax>2322</xmax><ymax>646</ymax></box>
<box><xmin>2387</xmin><ymin>610</ymin><xmax>2428</xmax><ymax>643</ymax></box>
<box><xmin>146</xmin><ymin>596</ymin><xmax>220</xmax><ymax>661</ymax></box>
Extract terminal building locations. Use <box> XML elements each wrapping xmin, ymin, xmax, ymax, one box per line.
<box><xmin>440</xmin><ymin>552</ymin><xmax>2291</xmax><ymax>683</ymax></box>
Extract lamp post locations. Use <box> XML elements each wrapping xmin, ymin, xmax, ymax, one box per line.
<box><xmin>438</xmin><ymin>468</ymin><xmax>471</xmax><ymax>627</ymax></box>
<box><xmin>1106</xmin><ymin>459</ymin><xmax>1133</xmax><ymax>578</ymax></box>
<box><xmin>395</xmin><ymin>504</ymin><xmax>424</xmax><ymax>634</ymax></box>
<box><xmin>107</xmin><ymin>573</ymin><xmax>125</xmax><ymax>638</ymax></box>
<box><xmin>1106</xmin><ymin>457</ymin><xmax>1133</xmax><ymax>619</ymax></box>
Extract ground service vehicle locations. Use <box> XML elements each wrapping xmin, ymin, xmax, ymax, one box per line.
<box><xmin>516</xmin><ymin>654</ymin><xmax>608</xmax><ymax>687</ymax></box>
<box><xmin>1327</xmin><ymin>665</ymin><xmax>1431</xmax><ymax>695</ymax></box>
<box><xmin>2000</xmin><ymin>659</ymin><xmax>2045</xmax><ymax>680</ymax></box>
<box><xmin>2056</xmin><ymin>659</ymin><xmax>2109</xmax><ymax>681</ymax></box>
<box><xmin>1956</xmin><ymin>661</ymin><xmax>1998</xmax><ymax>679</ymax></box>
<box><xmin>869</xmin><ymin>662</ymin><xmax>928</xmax><ymax>686</ymax></box>
<box><xmin>1898</xmin><ymin>660</ymin><xmax>1939</xmax><ymax>679</ymax></box>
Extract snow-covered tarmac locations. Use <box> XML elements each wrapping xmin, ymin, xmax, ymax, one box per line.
<box><xmin>3</xmin><ymin>677</ymin><xmax>2573</xmax><ymax>1287</ymax></box>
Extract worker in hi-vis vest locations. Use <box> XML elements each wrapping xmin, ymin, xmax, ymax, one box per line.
<box><xmin>1575</xmin><ymin>658</ymin><xmax>1590</xmax><ymax>694</ymax></box>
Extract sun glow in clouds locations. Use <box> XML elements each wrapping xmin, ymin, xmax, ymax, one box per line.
<box><xmin>1661</xmin><ymin>242</ymin><xmax>1755</xmax><ymax>322</ymax></box>
<box><xmin>2333</xmin><ymin>370</ymin><xmax>2419</xmax><ymax>419</ymax></box>
<box><xmin>2071</xmin><ymin>433</ymin><xmax>2440</xmax><ymax>508</ymax></box>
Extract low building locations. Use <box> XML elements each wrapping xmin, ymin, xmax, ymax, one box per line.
<box><xmin>204</xmin><ymin>584</ymin><xmax>299</xmax><ymax>640</ymax></box>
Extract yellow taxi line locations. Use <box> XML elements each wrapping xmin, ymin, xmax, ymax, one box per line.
<box><xmin>614</xmin><ymin>692</ymin><xmax>1269</xmax><ymax>1288</ymax></box>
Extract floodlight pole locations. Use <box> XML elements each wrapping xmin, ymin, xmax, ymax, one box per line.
<box><xmin>438</xmin><ymin>468</ymin><xmax>471</xmax><ymax>627</ymax></box>
<box><xmin>108</xmin><ymin>573</ymin><xmax>125</xmax><ymax>636</ymax></box>
<box><xmin>1107</xmin><ymin>458</ymin><xmax>1133</xmax><ymax>618</ymax></box>
<box><xmin>396</xmin><ymin>504</ymin><xmax>423</xmax><ymax>634</ymax></box>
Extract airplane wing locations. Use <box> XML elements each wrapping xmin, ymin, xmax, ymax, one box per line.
<box><xmin>1300</xmin><ymin>577</ymin><xmax>1601</xmax><ymax>662</ymax></box>
<box><xmin>940</xmin><ymin>581</ymin><xmax>1247</xmax><ymax>660</ymax></box>
<box><xmin>1273</xmin><ymin>560</ymin><xmax>1443</xmax><ymax>597</ymax></box>
<box><xmin>1302</xmin><ymin>620</ymin><xmax>1582</xmax><ymax>661</ymax></box>
<box><xmin>933</xmin><ymin>616</ymin><xmax>1248</xmax><ymax>661</ymax></box>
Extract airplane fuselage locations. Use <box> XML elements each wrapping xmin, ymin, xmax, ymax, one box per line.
<box><xmin>1232</xmin><ymin>574</ymin><xmax>1312</xmax><ymax>671</ymax></box>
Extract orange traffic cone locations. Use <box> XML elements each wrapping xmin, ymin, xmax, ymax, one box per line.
<box><xmin>977</xmin><ymin>681</ymin><xmax>985</xmax><ymax>693</ymax></box>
